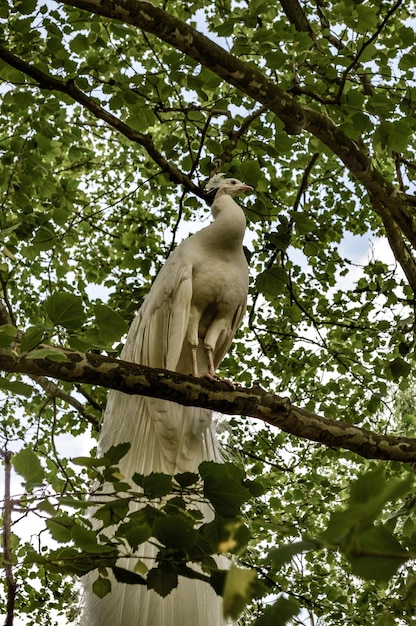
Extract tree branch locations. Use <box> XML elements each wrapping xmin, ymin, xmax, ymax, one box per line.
<box><xmin>0</xmin><ymin>302</ymin><xmax>101</xmax><ymax>430</ymax></box>
<box><xmin>335</xmin><ymin>0</ymin><xmax>404</xmax><ymax>101</ymax></box>
<box><xmin>0</xmin><ymin>44</ymin><xmax>206</xmax><ymax>200</ymax></box>
<box><xmin>279</xmin><ymin>0</ymin><xmax>315</xmax><ymax>38</ymax></box>
<box><xmin>53</xmin><ymin>0</ymin><xmax>416</xmax><ymax>291</ymax></box>
<box><xmin>2</xmin><ymin>449</ymin><xmax>17</xmax><ymax>626</ymax></box>
<box><xmin>32</xmin><ymin>375</ymin><xmax>101</xmax><ymax>431</ymax></box>
<box><xmin>4</xmin><ymin>2</ymin><xmax>416</xmax><ymax>283</ymax></box>
<box><xmin>214</xmin><ymin>106</ymin><xmax>268</xmax><ymax>171</ymax></box>
<box><xmin>1</xmin><ymin>346</ymin><xmax>416</xmax><ymax>462</ymax></box>
<box><xmin>58</xmin><ymin>0</ymin><xmax>307</xmax><ymax>134</ymax></box>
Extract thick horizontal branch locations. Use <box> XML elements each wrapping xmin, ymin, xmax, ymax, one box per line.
<box><xmin>1</xmin><ymin>346</ymin><xmax>416</xmax><ymax>462</ymax></box>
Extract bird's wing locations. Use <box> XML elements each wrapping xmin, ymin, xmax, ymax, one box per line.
<box><xmin>213</xmin><ymin>300</ymin><xmax>247</xmax><ymax>370</ymax></box>
<box><xmin>122</xmin><ymin>245</ymin><xmax>193</xmax><ymax>373</ymax></box>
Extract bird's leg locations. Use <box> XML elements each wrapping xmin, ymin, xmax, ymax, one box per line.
<box><xmin>187</xmin><ymin>310</ymin><xmax>201</xmax><ymax>377</ymax></box>
<box><xmin>202</xmin><ymin>344</ymin><xmax>235</xmax><ymax>388</ymax></box>
<box><xmin>190</xmin><ymin>344</ymin><xmax>199</xmax><ymax>378</ymax></box>
<box><xmin>194</xmin><ymin>343</ymin><xmax>217</xmax><ymax>380</ymax></box>
<box><xmin>204</xmin><ymin>344</ymin><xmax>216</xmax><ymax>379</ymax></box>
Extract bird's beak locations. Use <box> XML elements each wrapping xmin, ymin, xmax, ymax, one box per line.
<box><xmin>241</xmin><ymin>184</ymin><xmax>254</xmax><ymax>191</ymax></box>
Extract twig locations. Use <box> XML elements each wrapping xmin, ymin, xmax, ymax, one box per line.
<box><xmin>0</xmin><ymin>277</ymin><xmax>16</xmax><ymax>327</ymax></box>
<box><xmin>32</xmin><ymin>376</ymin><xmax>101</xmax><ymax>431</ymax></box>
<box><xmin>394</xmin><ymin>152</ymin><xmax>405</xmax><ymax>192</ymax></box>
<box><xmin>2</xmin><ymin>448</ymin><xmax>17</xmax><ymax>626</ymax></box>
<box><xmin>314</xmin><ymin>0</ymin><xmax>375</xmax><ymax>97</ymax></box>
<box><xmin>248</xmin><ymin>152</ymin><xmax>320</xmax><ymax>328</ymax></box>
<box><xmin>74</xmin><ymin>383</ymin><xmax>103</xmax><ymax>413</ymax></box>
<box><xmin>292</xmin><ymin>153</ymin><xmax>320</xmax><ymax>212</ymax></box>
<box><xmin>336</xmin><ymin>0</ymin><xmax>404</xmax><ymax>101</ymax></box>
<box><xmin>215</xmin><ymin>106</ymin><xmax>267</xmax><ymax>169</ymax></box>
<box><xmin>166</xmin><ymin>191</ymin><xmax>186</xmax><ymax>258</ymax></box>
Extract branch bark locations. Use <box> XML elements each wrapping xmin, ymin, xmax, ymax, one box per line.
<box><xmin>1</xmin><ymin>346</ymin><xmax>416</xmax><ymax>462</ymax></box>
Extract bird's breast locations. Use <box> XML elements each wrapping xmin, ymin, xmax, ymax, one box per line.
<box><xmin>191</xmin><ymin>254</ymin><xmax>248</xmax><ymax>312</ymax></box>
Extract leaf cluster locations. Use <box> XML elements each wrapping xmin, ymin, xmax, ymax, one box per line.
<box><xmin>1</xmin><ymin>0</ymin><xmax>416</xmax><ymax>623</ymax></box>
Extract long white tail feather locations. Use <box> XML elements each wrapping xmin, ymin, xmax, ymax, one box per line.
<box><xmin>81</xmin><ymin>341</ymin><xmax>230</xmax><ymax>625</ymax></box>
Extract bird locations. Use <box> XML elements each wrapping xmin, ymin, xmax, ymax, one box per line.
<box><xmin>81</xmin><ymin>173</ymin><xmax>252</xmax><ymax>625</ymax></box>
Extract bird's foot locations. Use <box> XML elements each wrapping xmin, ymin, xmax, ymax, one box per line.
<box><xmin>199</xmin><ymin>371</ymin><xmax>218</xmax><ymax>382</ymax></box>
<box><xmin>200</xmin><ymin>372</ymin><xmax>235</xmax><ymax>389</ymax></box>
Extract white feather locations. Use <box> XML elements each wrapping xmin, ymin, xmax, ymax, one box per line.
<box><xmin>82</xmin><ymin>177</ymin><xmax>252</xmax><ymax>625</ymax></box>
<box><xmin>205</xmin><ymin>172</ymin><xmax>227</xmax><ymax>191</ymax></box>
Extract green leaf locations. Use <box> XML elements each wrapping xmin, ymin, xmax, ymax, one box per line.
<box><xmin>399</xmin><ymin>25</ymin><xmax>415</xmax><ymax>46</ymax></box>
<box><xmin>116</xmin><ymin>519</ymin><xmax>152</xmax><ymax>550</ymax></box>
<box><xmin>103</xmin><ymin>442</ymin><xmax>131</xmax><ymax>465</ymax></box>
<box><xmin>387</xmin><ymin>357</ymin><xmax>411</xmax><ymax>380</ymax></box>
<box><xmin>71</xmin><ymin>456</ymin><xmax>105</xmax><ymax>468</ymax></box>
<box><xmin>147</xmin><ymin>564</ymin><xmax>178</xmax><ymax>597</ymax></box>
<box><xmin>373</xmin><ymin>120</ymin><xmax>413</xmax><ymax>153</ymax></box>
<box><xmin>243</xmin><ymin>478</ymin><xmax>264</xmax><ymax>497</ymax></box>
<box><xmin>46</xmin><ymin>516</ymin><xmax>74</xmax><ymax>543</ymax></box>
<box><xmin>348</xmin><ymin>525</ymin><xmax>409</xmax><ymax>581</ymax></box>
<box><xmin>20</xmin><ymin>327</ymin><xmax>45</xmax><ymax>352</ymax></box>
<box><xmin>15</xmin><ymin>0</ymin><xmax>37</xmax><ymax>14</ymax></box>
<box><xmin>125</xmin><ymin>107</ymin><xmax>157</xmax><ymax>131</ymax></box>
<box><xmin>37</xmin><ymin>499</ymin><xmax>58</xmax><ymax>516</ymax></box>
<box><xmin>303</xmin><ymin>240</ymin><xmax>320</xmax><ymax>257</ymax></box>
<box><xmin>44</xmin><ymin>293</ymin><xmax>86</xmax><ymax>330</ymax></box>
<box><xmin>32</xmin><ymin>226</ymin><xmax>56</xmax><ymax>251</ymax></box>
<box><xmin>256</xmin><ymin>266</ymin><xmax>287</xmax><ymax>296</ymax></box>
<box><xmin>71</xmin><ymin>524</ymin><xmax>98</xmax><ymax>551</ymax></box>
<box><xmin>253</xmin><ymin>596</ymin><xmax>300</xmax><ymax>625</ymax></box>
<box><xmin>152</xmin><ymin>515</ymin><xmax>197</xmax><ymax>550</ymax></box>
<box><xmin>70</xmin><ymin>34</ymin><xmax>89</xmax><ymax>54</ymax></box>
<box><xmin>239</xmin><ymin>161</ymin><xmax>263</xmax><ymax>186</ymax></box>
<box><xmin>200</xmin><ymin>462</ymin><xmax>251</xmax><ymax>517</ymax></box>
<box><xmin>25</xmin><ymin>348</ymin><xmax>69</xmax><ymax>362</ymax></box>
<box><xmin>267</xmin><ymin>540</ymin><xmax>316</xmax><ymax>571</ymax></box>
<box><xmin>112</xmin><ymin>566</ymin><xmax>146</xmax><ymax>585</ymax></box>
<box><xmin>348</xmin><ymin>468</ymin><xmax>386</xmax><ymax>505</ymax></box>
<box><xmin>94</xmin><ymin>303</ymin><xmax>128</xmax><ymax>344</ymax></box>
<box><xmin>0</xmin><ymin>378</ymin><xmax>33</xmax><ymax>397</ymax></box>
<box><xmin>0</xmin><ymin>324</ymin><xmax>17</xmax><ymax>347</ymax></box>
<box><xmin>223</xmin><ymin>567</ymin><xmax>259</xmax><ymax>620</ymax></box>
<box><xmin>290</xmin><ymin>210</ymin><xmax>315</xmax><ymax>235</ymax></box>
<box><xmin>355</xmin><ymin>5</ymin><xmax>378</xmax><ymax>31</ymax></box>
<box><xmin>202</xmin><ymin>516</ymin><xmax>251</xmax><ymax>554</ymax></box>
<box><xmin>174</xmin><ymin>472</ymin><xmax>199</xmax><ymax>488</ymax></box>
<box><xmin>322</xmin><ymin>470</ymin><xmax>413</xmax><ymax>544</ymax></box>
<box><xmin>133</xmin><ymin>472</ymin><xmax>173</xmax><ymax>498</ymax></box>
<box><xmin>92</xmin><ymin>575</ymin><xmax>112</xmax><ymax>599</ymax></box>
<box><xmin>12</xmin><ymin>448</ymin><xmax>44</xmax><ymax>487</ymax></box>
<box><xmin>93</xmin><ymin>500</ymin><xmax>130</xmax><ymax>526</ymax></box>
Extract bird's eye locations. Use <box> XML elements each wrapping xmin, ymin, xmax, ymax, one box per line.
<box><xmin>231</xmin><ymin>180</ymin><xmax>237</xmax><ymax>184</ymax></box>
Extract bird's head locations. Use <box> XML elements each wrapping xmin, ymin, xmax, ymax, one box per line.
<box><xmin>205</xmin><ymin>173</ymin><xmax>253</xmax><ymax>198</ymax></box>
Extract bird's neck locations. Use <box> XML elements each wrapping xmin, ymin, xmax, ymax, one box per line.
<box><xmin>209</xmin><ymin>195</ymin><xmax>246</xmax><ymax>247</ymax></box>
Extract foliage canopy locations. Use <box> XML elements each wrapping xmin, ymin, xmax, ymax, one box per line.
<box><xmin>1</xmin><ymin>0</ymin><xmax>416</xmax><ymax>624</ymax></box>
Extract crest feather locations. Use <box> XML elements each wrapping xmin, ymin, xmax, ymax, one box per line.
<box><xmin>205</xmin><ymin>173</ymin><xmax>227</xmax><ymax>192</ymax></box>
